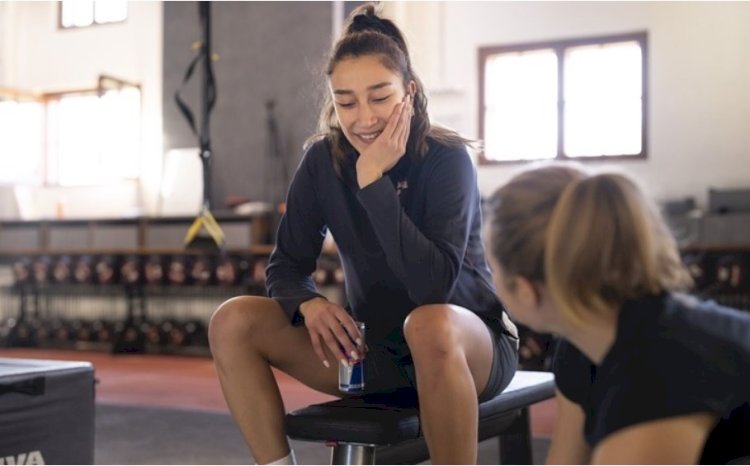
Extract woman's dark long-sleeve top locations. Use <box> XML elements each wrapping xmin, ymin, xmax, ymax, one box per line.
<box><xmin>266</xmin><ymin>137</ymin><xmax>513</xmax><ymax>342</ymax></box>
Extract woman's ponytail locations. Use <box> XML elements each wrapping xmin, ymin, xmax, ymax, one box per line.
<box><xmin>544</xmin><ymin>174</ymin><xmax>692</xmax><ymax>326</ymax></box>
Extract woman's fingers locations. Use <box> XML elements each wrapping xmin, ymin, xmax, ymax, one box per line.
<box><xmin>308</xmin><ymin>331</ymin><xmax>330</xmax><ymax>368</ymax></box>
<box><xmin>324</xmin><ymin>310</ymin><xmax>363</xmax><ymax>361</ymax></box>
<box><xmin>385</xmin><ymin>94</ymin><xmax>411</xmax><ymax>141</ymax></box>
<box><xmin>384</xmin><ymin>101</ymin><xmax>404</xmax><ymax>140</ymax></box>
<box><xmin>398</xmin><ymin>97</ymin><xmax>412</xmax><ymax>148</ymax></box>
<box><xmin>339</xmin><ymin>315</ymin><xmax>364</xmax><ymax>349</ymax></box>
<box><xmin>391</xmin><ymin>95</ymin><xmax>408</xmax><ymax>141</ymax></box>
<box><xmin>319</xmin><ymin>324</ymin><xmax>349</xmax><ymax>364</ymax></box>
<box><xmin>330</xmin><ymin>319</ymin><xmax>360</xmax><ymax>361</ymax></box>
<box><xmin>303</xmin><ymin>299</ymin><xmax>347</xmax><ymax>367</ymax></box>
<box><xmin>340</xmin><ymin>318</ymin><xmax>365</xmax><ymax>359</ymax></box>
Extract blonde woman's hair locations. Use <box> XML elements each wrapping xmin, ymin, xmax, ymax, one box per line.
<box><xmin>487</xmin><ymin>165</ymin><xmax>692</xmax><ymax>326</ymax></box>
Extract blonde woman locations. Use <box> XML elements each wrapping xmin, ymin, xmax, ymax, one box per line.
<box><xmin>485</xmin><ymin>165</ymin><xmax>750</xmax><ymax>464</ymax></box>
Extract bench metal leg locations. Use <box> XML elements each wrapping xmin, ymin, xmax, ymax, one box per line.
<box><xmin>499</xmin><ymin>407</ymin><xmax>533</xmax><ymax>464</ymax></box>
<box><xmin>330</xmin><ymin>443</ymin><xmax>376</xmax><ymax>465</ymax></box>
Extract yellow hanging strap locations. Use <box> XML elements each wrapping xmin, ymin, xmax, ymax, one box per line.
<box><xmin>184</xmin><ymin>204</ymin><xmax>225</xmax><ymax>248</ymax></box>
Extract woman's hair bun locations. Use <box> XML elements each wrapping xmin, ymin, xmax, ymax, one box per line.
<box><xmin>348</xmin><ymin>6</ymin><xmax>394</xmax><ymax>36</ymax></box>
<box><xmin>348</xmin><ymin>4</ymin><xmax>378</xmax><ymax>28</ymax></box>
<box><xmin>350</xmin><ymin>11</ymin><xmax>385</xmax><ymax>33</ymax></box>
<box><xmin>346</xmin><ymin>4</ymin><xmax>408</xmax><ymax>56</ymax></box>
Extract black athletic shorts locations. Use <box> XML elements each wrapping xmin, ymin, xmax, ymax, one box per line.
<box><xmin>358</xmin><ymin>320</ymin><xmax>518</xmax><ymax>404</ymax></box>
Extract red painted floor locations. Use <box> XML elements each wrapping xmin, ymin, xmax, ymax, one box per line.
<box><xmin>0</xmin><ymin>348</ymin><xmax>556</xmax><ymax>437</ymax></box>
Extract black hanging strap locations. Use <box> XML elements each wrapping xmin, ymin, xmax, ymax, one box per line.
<box><xmin>174</xmin><ymin>52</ymin><xmax>202</xmax><ymax>137</ymax></box>
<box><xmin>174</xmin><ymin>2</ymin><xmax>217</xmax><ymax>145</ymax></box>
<box><xmin>173</xmin><ymin>1</ymin><xmax>224</xmax><ymax>249</ymax></box>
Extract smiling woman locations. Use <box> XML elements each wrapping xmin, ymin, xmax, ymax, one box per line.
<box><xmin>206</xmin><ymin>3</ymin><xmax>520</xmax><ymax>465</ymax></box>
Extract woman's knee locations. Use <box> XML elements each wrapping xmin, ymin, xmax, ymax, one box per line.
<box><xmin>208</xmin><ymin>296</ymin><xmax>279</xmax><ymax>352</ymax></box>
<box><xmin>403</xmin><ymin>305</ymin><xmax>461</xmax><ymax>361</ymax></box>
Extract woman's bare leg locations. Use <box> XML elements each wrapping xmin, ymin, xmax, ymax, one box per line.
<box><xmin>209</xmin><ymin>296</ymin><xmax>340</xmax><ymax>464</ymax></box>
<box><xmin>403</xmin><ymin>304</ymin><xmax>496</xmax><ymax>464</ymax></box>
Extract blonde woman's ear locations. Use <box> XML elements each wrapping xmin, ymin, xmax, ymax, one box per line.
<box><xmin>515</xmin><ymin>276</ymin><xmax>542</xmax><ymax>309</ymax></box>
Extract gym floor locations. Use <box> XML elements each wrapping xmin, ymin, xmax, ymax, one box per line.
<box><xmin>0</xmin><ymin>347</ymin><xmax>556</xmax><ymax>437</ymax></box>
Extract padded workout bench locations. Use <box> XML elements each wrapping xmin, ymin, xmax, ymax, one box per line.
<box><xmin>285</xmin><ymin>370</ymin><xmax>555</xmax><ymax>464</ymax></box>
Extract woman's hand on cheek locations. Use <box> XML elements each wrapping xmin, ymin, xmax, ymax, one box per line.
<box><xmin>356</xmin><ymin>95</ymin><xmax>412</xmax><ymax>188</ymax></box>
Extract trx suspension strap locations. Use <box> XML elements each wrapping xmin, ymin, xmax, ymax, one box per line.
<box><xmin>174</xmin><ymin>1</ymin><xmax>224</xmax><ymax>249</ymax></box>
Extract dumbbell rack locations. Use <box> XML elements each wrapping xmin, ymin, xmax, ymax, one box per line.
<box><xmin>0</xmin><ymin>258</ymin><xmax>346</xmax><ymax>356</ymax></box>
<box><xmin>681</xmin><ymin>245</ymin><xmax>750</xmax><ymax>312</ymax></box>
<box><xmin>0</xmin><ymin>251</ymin><xmax>270</xmax><ymax>356</ymax></box>
<box><xmin>0</xmin><ymin>213</ymin><xmax>347</xmax><ymax>356</ymax></box>
<box><xmin>0</xmin><ymin>214</ymin><xmax>268</xmax><ymax>355</ymax></box>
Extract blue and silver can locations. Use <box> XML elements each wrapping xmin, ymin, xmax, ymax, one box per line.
<box><xmin>338</xmin><ymin>321</ymin><xmax>365</xmax><ymax>393</ymax></box>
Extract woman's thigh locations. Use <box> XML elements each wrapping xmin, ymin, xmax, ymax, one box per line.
<box><xmin>403</xmin><ymin>304</ymin><xmax>515</xmax><ymax>398</ymax></box>
<box><xmin>212</xmin><ymin>295</ymin><xmax>341</xmax><ymax>396</ymax></box>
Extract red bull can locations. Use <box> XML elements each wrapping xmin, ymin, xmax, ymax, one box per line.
<box><xmin>338</xmin><ymin>321</ymin><xmax>365</xmax><ymax>393</ymax></box>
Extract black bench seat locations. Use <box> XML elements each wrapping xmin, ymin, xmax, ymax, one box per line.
<box><xmin>285</xmin><ymin>370</ymin><xmax>555</xmax><ymax>464</ymax></box>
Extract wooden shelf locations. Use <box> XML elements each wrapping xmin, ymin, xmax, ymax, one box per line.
<box><xmin>0</xmin><ymin>213</ymin><xmax>275</xmax><ymax>258</ymax></box>
<box><xmin>681</xmin><ymin>244</ymin><xmax>750</xmax><ymax>253</ymax></box>
<box><xmin>0</xmin><ymin>245</ymin><xmax>275</xmax><ymax>258</ymax></box>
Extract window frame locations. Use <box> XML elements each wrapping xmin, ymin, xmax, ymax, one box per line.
<box><xmin>478</xmin><ymin>31</ymin><xmax>649</xmax><ymax>165</ymax></box>
<box><xmin>0</xmin><ymin>75</ymin><xmax>142</xmax><ymax>187</ymax></box>
<box><xmin>58</xmin><ymin>0</ymin><xmax>128</xmax><ymax>30</ymax></box>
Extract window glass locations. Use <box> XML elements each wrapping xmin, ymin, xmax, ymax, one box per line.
<box><xmin>0</xmin><ymin>101</ymin><xmax>45</xmax><ymax>184</ymax></box>
<box><xmin>564</xmin><ymin>41</ymin><xmax>642</xmax><ymax>157</ymax></box>
<box><xmin>60</xmin><ymin>0</ymin><xmax>127</xmax><ymax>28</ymax></box>
<box><xmin>484</xmin><ymin>49</ymin><xmax>558</xmax><ymax>161</ymax></box>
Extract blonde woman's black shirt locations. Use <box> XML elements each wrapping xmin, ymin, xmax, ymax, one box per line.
<box><xmin>266</xmin><ymin>138</ymin><xmax>512</xmax><ymax>344</ymax></box>
<box><xmin>553</xmin><ymin>293</ymin><xmax>750</xmax><ymax>464</ymax></box>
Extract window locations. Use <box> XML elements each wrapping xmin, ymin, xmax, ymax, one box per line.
<box><xmin>479</xmin><ymin>32</ymin><xmax>647</xmax><ymax>163</ymax></box>
<box><xmin>0</xmin><ymin>77</ymin><xmax>141</xmax><ymax>186</ymax></box>
<box><xmin>0</xmin><ymin>98</ymin><xmax>45</xmax><ymax>185</ymax></box>
<box><xmin>60</xmin><ymin>0</ymin><xmax>127</xmax><ymax>29</ymax></box>
<box><xmin>47</xmin><ymin>84</ymin><xmax>141</xmax><ymax>186</ymax></box>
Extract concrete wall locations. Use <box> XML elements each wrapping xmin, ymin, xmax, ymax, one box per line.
<box><xmin>162</xmin><ymin>2</ymin><xmax>333</xmax><ymax>208</ymax></box>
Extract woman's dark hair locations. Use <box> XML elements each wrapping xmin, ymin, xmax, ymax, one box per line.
<box><xmin>305</xmin><ymin>3</ymin><xmax>473</xmax><ymax>176</ymax></box>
